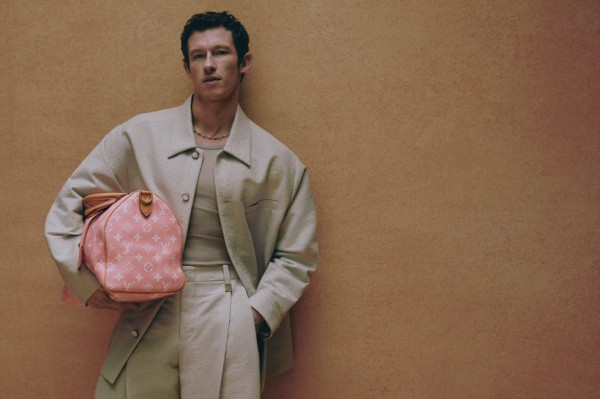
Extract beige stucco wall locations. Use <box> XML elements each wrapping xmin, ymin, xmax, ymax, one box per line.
<box><xmin>1</xmin><ymin>1</ymin><xmax>599</xmax><ymax>398</ymax></box>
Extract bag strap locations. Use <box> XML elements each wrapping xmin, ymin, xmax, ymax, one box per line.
<box><xmin>77</xmin><ymin>213</ymin><xmax>99</xmax><ymax>270</ymax></box>
<box><xmin>83</xmin><ymin>192</ymin><xmax>126</xmax><ymax>218</ymax></box>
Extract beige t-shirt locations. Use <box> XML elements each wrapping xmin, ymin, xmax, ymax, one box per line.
<box><xmin>182</xmin><ymin>145</ymin><xmax>232</xmax><ymax>266</ymax></box>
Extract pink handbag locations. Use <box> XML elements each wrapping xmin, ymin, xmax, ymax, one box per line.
<box><xmin>76</xmin><ymin>190</ymin><xmax>185</xmax><ymax>302</ymax></box>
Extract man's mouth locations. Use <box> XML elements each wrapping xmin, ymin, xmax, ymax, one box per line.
<box><xmin>204</xmin><ymin>76</ymin><xmax>221</xmax><ymax>83</ymax></box>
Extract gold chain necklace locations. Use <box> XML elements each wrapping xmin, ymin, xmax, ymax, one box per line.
<box><xmin>193</xmin><ymin>127</ymin><xmax>230</xmax><ymax>141</ymax></box>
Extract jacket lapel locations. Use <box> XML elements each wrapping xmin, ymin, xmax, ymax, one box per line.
<box><xmin>222</xmin><ymin>105</ymin><xmax>252</xmax><ymax>167</ymax></box>
<box><xmin>167</xmin><ymin>95</ymin><xmax>197</xmax><ymax>159</ymax></box>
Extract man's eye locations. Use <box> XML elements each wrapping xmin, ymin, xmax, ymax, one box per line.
<box><xmin>193</xmin><ymin>54</ymin><xmax>205</xmax><ymax>59</ymax></box>
<box><xmin>214</xmin><ymin>50</ymin><xmax>227</xmax><ymax>56</ymax></box>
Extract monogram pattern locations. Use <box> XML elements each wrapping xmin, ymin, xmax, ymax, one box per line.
<box><xmin>82</xmin><ymin>191</ymin><xmax>184</xmax><ymax>302</ymax></box>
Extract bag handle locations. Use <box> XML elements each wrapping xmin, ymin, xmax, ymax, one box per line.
<box><xmin>77</xmin><ymin>212</ymin><xmax>98</xmax><ymax>270</ymax></box>
<box><xmin>83</xmin><ymin>192</ymin><xmax>126</xmax><ymax>218</ymax></box>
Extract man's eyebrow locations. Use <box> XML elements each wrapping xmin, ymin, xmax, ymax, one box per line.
<box><xmin>189</xmin><ymin>44</ymin><xmax>232</xmax><ymax>53</ymax></box>
<box><xmin>211</xmin><ymin>44</ymin><xmax>233</xmax><ymax>50</ymax></box>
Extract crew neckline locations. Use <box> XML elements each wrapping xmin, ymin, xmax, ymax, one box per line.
<box><xmin>196</xmin><ymin>144</ymin><xmax>225</xmax><ymax>150</ymax></box>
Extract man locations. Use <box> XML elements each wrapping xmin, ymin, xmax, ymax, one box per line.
<box><xmin>45</xmin><ymin>11</ymin><xmax>318</xmax><ymax>399</ymax></box>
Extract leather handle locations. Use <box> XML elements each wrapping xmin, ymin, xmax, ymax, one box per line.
<box><xmin>139</xmin><ymin>190</ymin><xmax>153</xmax><ymax>217</ymax></box>
<box><xmin>83</xmin><ymin>193</ymin><xmax>126</xmax><ymax>218</ymax></box>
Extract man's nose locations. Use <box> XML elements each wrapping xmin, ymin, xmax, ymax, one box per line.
<box><xmin>204</xmin><ymin>53</ymin><xmax>216</xmax><ymax>72</ymax></box>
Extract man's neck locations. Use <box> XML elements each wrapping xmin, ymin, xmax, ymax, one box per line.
<box><xmin>191</xmin><ymin>95</ymin><xmax>238</xmax><ymax>136</ymax></box>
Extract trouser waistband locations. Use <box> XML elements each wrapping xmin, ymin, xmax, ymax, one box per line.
<box><xmin>182</xmin><ymin>265</ymin><xmax>237</xmax><ymax>292</ymax></box>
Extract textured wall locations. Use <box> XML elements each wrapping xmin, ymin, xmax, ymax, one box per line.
<box><xmin>1</xmin><ymin>1</ymin><xmax>599</xmax><ymax>398</ymax></box>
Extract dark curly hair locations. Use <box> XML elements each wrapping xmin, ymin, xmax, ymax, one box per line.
<box><xmin>180</xmin><ymin>11</ymin><xmax>250</xmax><ymax>67</ymax></box>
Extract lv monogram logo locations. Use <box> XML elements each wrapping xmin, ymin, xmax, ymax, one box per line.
<box><xmin>122</xmin><ymin>241</ymin><xmax>133</xmax><ymax>254</ymax></box>
<box><xmin>159</xmin><ymin>202</ymin><xmax>169</xmax><ymax>216</ymax></box>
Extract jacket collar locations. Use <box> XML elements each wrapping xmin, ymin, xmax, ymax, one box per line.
<box><xmin>168</xmin><ymin>95</ymin><xmax>252</xmax><ymax>167</ymax></box>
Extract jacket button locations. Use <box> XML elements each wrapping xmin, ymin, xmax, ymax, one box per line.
<box><xmin>131</xmin><ymin>330</ymin><xmax>139</xmax><ymax>338</ymax></box>
<box><xmin>182</xmin><ymin>193</ymin><xmax>190</xmax><ymax>202</ymax></box>
<box><xmin>192</xmin><ymin>151</ymin><xmax>199</xmax><ymax>159</ymax></box>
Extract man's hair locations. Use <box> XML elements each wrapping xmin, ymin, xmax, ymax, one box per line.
<box><xmin>180</xmin><ymin>11</ymin><xmax>250</xmax><ymax>67</ymax></box>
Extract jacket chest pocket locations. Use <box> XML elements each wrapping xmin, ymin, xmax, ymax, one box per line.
<box><xmin>245</xmin><ymin>199</ymin><xmax>278</xmax><ymax>215</ymax></box>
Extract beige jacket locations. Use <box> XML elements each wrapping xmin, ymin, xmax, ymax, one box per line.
<box><xmin>44</xmin><ymin>95</ymin><xmax>318</xmax><ymax>384</ymax></box>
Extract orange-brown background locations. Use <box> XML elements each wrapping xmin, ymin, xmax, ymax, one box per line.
<box><xmin>1</xmin><ymin>1</ymin><xmax>599</xmax><ymax>398</ymax></box>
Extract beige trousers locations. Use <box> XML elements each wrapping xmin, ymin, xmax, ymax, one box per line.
<box><xmin>95</xmin><ymin>265</ymin><xmax>260</xmax><ymax>399</ymax></box>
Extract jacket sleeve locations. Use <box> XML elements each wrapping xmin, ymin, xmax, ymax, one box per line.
<box><xmin>248</xmin><ymin>167</ymin><xmax>319</xmax><ymax>337</ymax></box>
<box><xmin>44</xmin><ymin>125</ymin><xmax>129</xmax><ymax>304</ymax></box>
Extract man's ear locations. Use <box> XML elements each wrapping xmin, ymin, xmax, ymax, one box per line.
<box><xmin>239</xmin><ymin>52</ymin><xmax>253</xmax><ymax>74</ymax></box>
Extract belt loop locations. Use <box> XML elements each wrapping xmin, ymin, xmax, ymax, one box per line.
<box><xmin>222</xmin><ymin>265</ymin><xmax>232</xmax><ymax>292</ymax></box>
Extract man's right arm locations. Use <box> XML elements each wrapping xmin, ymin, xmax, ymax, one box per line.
<box><xmin>44</xmin><ymin>125</ymin><xmax>129</xmax><ymax>305</ymax></box>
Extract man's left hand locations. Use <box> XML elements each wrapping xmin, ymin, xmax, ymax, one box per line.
<box><xmin>251</xmin><ymin>307</ymin><xmax>263</xmax><ymax>332</ymax></box>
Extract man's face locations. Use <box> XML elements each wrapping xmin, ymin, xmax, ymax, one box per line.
<box><xmin>184</xmin><ymin>27</ymin><xmax>252</xmax><ymax>103</ymax></box>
